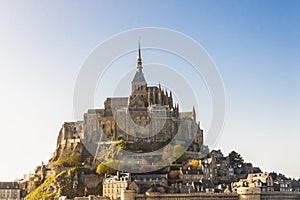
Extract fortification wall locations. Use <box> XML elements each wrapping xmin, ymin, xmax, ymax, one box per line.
<box><xmin>121</xmin><ymin>190</ymin><xmax>238</xmax><ymax>200</ymax></box>
<box><xmin>121</xmin><ymin>189</ymin><xmax>300</xmax><ymax>200</ymax></box>
<box><xmin>260</xmin><ymin>191</ymin><xmax>300</xmax><ymax>200</ymax></box>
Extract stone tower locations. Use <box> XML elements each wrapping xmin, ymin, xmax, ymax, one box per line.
<box><xmin>131</xmin><ymin>41</ymin><xmax>147</xmax><ymax>106</ymax></box>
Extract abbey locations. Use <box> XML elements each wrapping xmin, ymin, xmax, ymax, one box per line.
<box><xmin>53</xmin><ymin>43</ymin><xmax>205</xmax><ymax>161</ymax></box>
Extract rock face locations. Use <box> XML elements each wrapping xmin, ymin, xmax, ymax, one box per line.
<box><xmin>25</xmin><ymin>168</ymin><xmax>103</xmax><ymax>199</ymax></box>
<box><xmin>24</xmin><ymin>121</ymin><xmax>102</xmax><ymax>199</ymax></box>
<box><xmin>49</xmin><ymin>122</ymin><xmax>92</xmax><ymax>164</ymax></box>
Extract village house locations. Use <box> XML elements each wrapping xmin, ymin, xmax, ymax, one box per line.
<box><xmin>132</xmin><ymin>174</ymin><xmax>168</xmax><ymax>187</ymax></box>
<box><xmin>102</xmin><ymin>172</ymin><xmax>130</xmax><ymax>199</ymax></box>
<box><xmin>179</xmin><ymin>168</ymin><xmax>204</xmax><ymax>184</ymax></box>
<box><xmin>0</xmin><ymin>182</ymin><xmax>21</xmax><ymax>200</ymax></box>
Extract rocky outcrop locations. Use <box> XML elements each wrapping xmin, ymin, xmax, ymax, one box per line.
<box><xmin>25</xmin><ymin>167</ymin><xmax>103</xmax><ymax>199</ymax></box>
<box><xmin>49</xmin><ymin>122</ymin><xmax>93</xmax><ymax>164</ymax></box>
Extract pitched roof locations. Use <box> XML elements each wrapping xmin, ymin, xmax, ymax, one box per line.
<box><xmin>132</xmin><ymin>71</ymin><xmax>146</xmax><ymax>83</ymax></box>
<box><xmin>133</xmin><ymin>174</ymin><xmax>167</xmax><ymax>180</ymax></box>
<box><xmin>128</xmin><ymin>181</ymin><xmax>151</xmax><ymax>194</ymax></box>
<box><xmin>181</xmin><ymin>170</ymin><xmax>203</xmax><ymax>175</ymax></box>
<box><xmin>106</xmin><ymin>97</ymin><xmax>129</xmax><ymax>108</ymax></box>
<box><xmin>146</xmin><ymin>185</ymin><xmax>160</xmax><ymax>193</ymax></box>
<box><xmin>0</xmin><ymin>182</ymin><xmax>19</xmax><ymax>189</ymax></box>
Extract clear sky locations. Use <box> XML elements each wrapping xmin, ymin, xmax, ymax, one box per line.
<box><xmin>0</xmin><ymin>0</ymin><xmax>299</xmax><ymax>181</ymax></box>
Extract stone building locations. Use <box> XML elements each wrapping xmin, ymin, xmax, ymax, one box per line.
<box><xmin>52</xmin><ymin>42</ymin><xmax>205</xmax><ymax>162</ymax></box>
<box><xmin>102</xmin><ymin>172</ymin><xmax>130</xmax><ymax>199</ymax></box>
<box><xmin>0</xmin><ymin>182</ymin><xmax>20</xmax><ymax>200</ymax></box>
<box><xmin>132</xmin><ymin>174</ymin><xmax>168</xmax><ymax>187</ymax></box>
<box><xmin>179</xmin><ymin>168</ymin><xmax>204</xmax><ymax>184</ymax></box>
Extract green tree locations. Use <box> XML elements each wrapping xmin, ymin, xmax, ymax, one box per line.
<box><xmin>173</xmin><ymin>145</ymin><xmax>186</xmax><ymax>163</ymax></box>
<box><xmin>228</xmin><ymin>150</ymin><xmax>244</xmax><ymax>168</ymax></box>
<box><xmin>96</xmin><ymin>160</ymin><xmax>121</xmax><ymax>175</ymax></box>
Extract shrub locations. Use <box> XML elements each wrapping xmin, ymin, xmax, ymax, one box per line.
<box><xmin>55</xmin><ymin>150</ymin><xmax>82</xmax><ymax>167</ymax></box>
<box><xmin>96</xmin><ymin>160</ymin><xmax>122</xmax><ymax>175</ymax></box>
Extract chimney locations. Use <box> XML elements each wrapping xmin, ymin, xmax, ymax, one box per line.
<box><xmin>117</xmin><ymin>171</ymin><xmax>120</xmax><ymax>180</ymax></box>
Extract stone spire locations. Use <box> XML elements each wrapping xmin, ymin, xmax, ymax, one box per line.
<box><xmin>132</xmin><ymin>41</ymin><xmax>146</xmax><ymax>84</ymax></box>
<box><xmin>137</xmin><ymin>40</ymin><xmax>142</xmax><ymax>72</ymax></box>
<box><xmin>131</xmin><ymin>41</ymin><xmax>147</xmax><ymax>95</ymax></box>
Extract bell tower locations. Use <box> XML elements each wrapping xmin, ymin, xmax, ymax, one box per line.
<box><xmin>131</xmin><ymin>41</ymin><xmax>147</xmax><ymax>98</ymax></box>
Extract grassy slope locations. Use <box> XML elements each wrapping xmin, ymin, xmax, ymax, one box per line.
<box><xmin>25</xmin><ymin>167</ymin><xmax>77</xmax><ymax>200</ymax></box>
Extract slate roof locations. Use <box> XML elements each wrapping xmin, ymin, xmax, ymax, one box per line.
<box><xmin>133</xmin><ymin>174</ymin><xmax>167</xmax><ymax>181</ymax></box>
<box><xmin>181</xmin><ymin>170</ymin><xmax>203</xmax><ymax>175</ymax></box>
<box><xmin>146</xmin><ymin>185</ymin><xmax>160</xmax><ymax>193</ymax></box>
<box><xmin>215</xmin><ymin>157</ymin><xmax>227</xmax><ymax>162</ymax></box>
<box><xmin>269</xmin><ymin>172</ymin><xmax>278</xmax><ymax>179</ymax></box>
<box><xmin>0</xmin><ymin>182</ymin><xmax>20</xmax><ymax>189</ymax></box>
<box><xmin>244</xmin><ymin>163</ymin><xmax>253</xmax><ymax>167</ymax></box>
<box><xmin>253</xmin><ymin>167</ymin><xmax>262</xmax><ymax>173</ymax></box>
<box><xmin>132</xmin><ymin>71</ymin><xmax>146</xmax><ymax>83</ymax></box>
<box><xmin>128</xmin><ymin>181</ymin><xmax>151</xmax><ymax>194</ymax></box>
<box><xmin>106</xmin><ymin>97</ymin><xmax>129</xmax><ymax>108</ymax></box>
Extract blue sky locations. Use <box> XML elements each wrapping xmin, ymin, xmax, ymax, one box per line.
<box><xmin>0</xmin><ymin>0</ymin><xmax>299</xmax><ymax>181</ymax></box>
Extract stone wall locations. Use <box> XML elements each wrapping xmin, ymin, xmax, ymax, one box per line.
<box><xmin>237</xmin><ymin>188</ymin><xmax>300</xmax><ymax>200</ymax></box>
<box><xmin>237</xmin><ymin>187</ymin><xmax>260</xmax><ymax>200</ymax></box>
<box><xmin>74</xmin><ymin>195</ymin><xmax>108</xmax><ymax>200</ymax></box>
<box><xmin>260</xmin><ymin>191</ymin><xmax>300</xmax><ymax>200</ymax></box>
<box><xmin>121</xmin><ymin>189</ymin><xmax>300</xmax><ymax>200</ymax></box>
<box><xmin>121</xmin><ymin>190</ymin><xmax>239</xmax><ymax>200</ymax></box>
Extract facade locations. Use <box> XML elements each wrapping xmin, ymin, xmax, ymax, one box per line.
<box><xmin>132</xmin><ymin>174</ymin><xmax>168</xmax><ymax>187</ymax></box>
<box><xmin>102</xmin><ymin>172</ymin><xmax>130</xmax><ymax>199</ymax></box>
<box><xmin>0</xmin><ymin>182</ymin><xmax>20</xmax><ymax>200</ymax></box>
<box><xmin>179</xmin><ymin>168</ymin><xmax>204</xmax><ymax>184</ymax></box>
<box><xmin>231</xmin><ymin>172</ymin><xmax>297</xmax><ymax>193</ymax></box>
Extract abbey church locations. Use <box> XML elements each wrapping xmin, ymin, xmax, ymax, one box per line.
<box><xmin>53</xmin><ymin>43</ymin><xmax>206</xmax><ymax>161</ymax></box>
